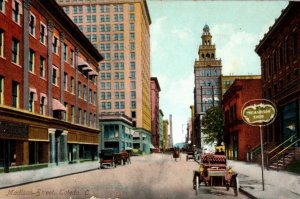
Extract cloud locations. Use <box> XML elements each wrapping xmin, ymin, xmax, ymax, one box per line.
<box><xmin>171</xmin><ymin>27</ymin><xmax>195</xmax><ymax>43</ymax></box>
<box><xmin>151</xmin><ymin>17</ymin><xmax>167</xmax><ymax>54</ymax></box>
<box><xmin>211</xmin><ymin>24</ymin><xmax>261</xmax><ymax>75</ymax></box>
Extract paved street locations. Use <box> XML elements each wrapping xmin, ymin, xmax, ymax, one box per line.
<box><xmin>0</xmin><ymin>154</ymin><xmax>248</xmax><ymax>199</ymax></box>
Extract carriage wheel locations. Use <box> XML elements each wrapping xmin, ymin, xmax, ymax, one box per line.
<box><xmin>195</xmin><ymin>176</ymin><xmax>199</xmax><ymax>195</ymax></box>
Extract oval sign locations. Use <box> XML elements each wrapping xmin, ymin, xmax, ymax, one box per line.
<box><xmin>241</xmin><ymin>99</ymin><xmax>276</xmax><ymax>126</ymax></box>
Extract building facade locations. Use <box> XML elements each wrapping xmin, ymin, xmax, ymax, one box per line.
<box><xmin>193</xmin><ymin>24</ymin><xmax>222</xmax><ymax>149</ymax></box>
<box><xmin>0</xmin><ymin>0</ymin><xmax>103</xmax><ymax>172</ymax></box>
<box><xmin>99</xmin><ymin>112</ymin><xmax>133</xmax><ymax>153</ymax></box>
<box><xmin>222</xmin><ymin>79</ymin><xmax>262</xmax><ymax>161</ymax></box>
<box><xmin>221</xmin><ymin>75</ymin><xmax>261</xmax><ymax>97</ymax></box>
<box><xmin>57</xmin><ymin>0</ymin><xmax>152</xmax><ymax>153</ymax></box>
<box><xmin>159</xmin><ymin>109</ymin><xmax>164</xmax><ymax>149</ymax></box>
<box><xmin>255</xmin><ymin>2</ymin><xmax>300</xmax><ymax>147</ymax></box>
<box><xmin>163</xmin><ymin>120</ymin><xmax>169</xmax><ymax>151</ymax></box>
<box><xmin>150</xmin><ymin>77</ymin><xmax>161</xmax><ymax>148</ymax></box>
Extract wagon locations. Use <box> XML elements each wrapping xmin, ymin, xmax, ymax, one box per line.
<box><xmin>171</xmin><ymin>148</ymin><xmax>181</xmax><ymax>161</ymax></box>
<box><xmin>99</xmin><ymin>148</ymin><xmax>116</xmax><ymax>169</ymax></box>
<box><xmin>186</xmin><ymin>148</ymin><xmax>195</xmax><ymax>161</ymax></box>
<box><xmin>193</xmin><ymin>154</ymin><xmax>239</xmax><ymax>196</ymax></box>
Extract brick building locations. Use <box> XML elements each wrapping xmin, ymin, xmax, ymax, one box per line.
<box><xmin>0</xmin><ymin>0</ymin><xmax>102</xmax><ymax>172</ymax></box>
<box><xmin>150</xmin><ymin>77</ymin><xmax>161</xmax><ymax>148</ymax></box>
<box><xmin>222</xmin><ymin>79</ymin><xmax>262</xmax><ymax>161</ymax></box>
<box><xmin>255</xmin><ymin>2</ymin><xmax>300</xmax><ymax>146</ymax></box>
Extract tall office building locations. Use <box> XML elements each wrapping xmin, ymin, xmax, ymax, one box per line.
<box><xmin>57</xmin><ymin>0</ymin><xmax>152</xmax><ymax>152</ymax></box>
<box><xmin>194</xmin><ymin>24</ymin><xmax>222</xmax><ymax>149</ymax></box>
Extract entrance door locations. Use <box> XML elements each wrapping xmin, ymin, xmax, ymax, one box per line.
<box><xmin>233</xmin><ymin>133</ymin><xmax>238</xmax><ymax>160</ymax></box>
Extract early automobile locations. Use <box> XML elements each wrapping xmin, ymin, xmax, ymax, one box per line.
<box><xmin>193</xmin><ymin>154</ymin><xmax>239</xmax><ymax>196</ymax></box>
<box><xmin>99</xmin><ymin>148</ymin><xmax>116</xmax><ymax>169</ymax></box>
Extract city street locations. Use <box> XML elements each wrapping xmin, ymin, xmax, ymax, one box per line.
<box><xmin>0</xmin><ymin>154</ymin><xmax>248</xmax><ymax>199</ymax></box>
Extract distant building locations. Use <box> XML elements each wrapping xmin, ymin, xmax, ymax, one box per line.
<box><xmin>222</xmin><ymin>79</ymin><xmax>262</xmax><ymax>160</ymax></box>
<box><xmin>193</xmin><ymin>24</ymin><xmax>222</xmax><ymax>149</ymax></box>
<box><xmin>150</xmin><ymin>77</ymin><xmax>161</xmax><ymax>148</ymax></box>
<box><xmin>163</xmin><ymin>120</ymin><xmax>169</xmax><ymax>151</ymax></box>
<box><xmin>255</xmin><ymin>2</ymin><xmax>300</xmax><ymax>147</ymax></box>
<box><xmin>0</xmin><ymin>0</ymin><xmax>103</xmax><ymax>172</ymax></box>
<box><xmin>221</xmin><ymin>75</ymin><xmax>261</xmax><ymax>97</ymax></box>
<box><xmin>159</xmin><ymin>109</ymin><xmax>164</xmax><ymax>149</ymax></box>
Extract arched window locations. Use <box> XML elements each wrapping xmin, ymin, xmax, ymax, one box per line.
<box><xmin>206</xmin><ymin>53</ymin><xmax>210</xmax><ymax>58</ymax></box>
<box><xmin>211</xmin><ymin>53</ymin><xmax>215</xmax><ymax>58</ymax></box>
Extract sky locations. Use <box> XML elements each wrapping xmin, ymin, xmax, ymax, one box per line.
<box><xmin>147</xmin><ymin>1</ymin><xmax>288</xmax><ymax>144</ymax></box>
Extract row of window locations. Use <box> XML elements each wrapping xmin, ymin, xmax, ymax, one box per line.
<box><xmin>85</xmin><ymin>24</ymin><xmax>134</xmax><ymax>33</ymax></box>
<box><xmin>101</xmin><ymin>52</ymin><xmax>135</xmax><ymax>61</ymax></box>
<box><xmin>100</xmin><ymin>81</ymin><xmax>136</xmax><ymax>90</ymax></box>
<box><xmin>71</xmin><ymin>13</ymin><xmax>135</xmax><ymax>24</ymax></box>
<box><xmin>101</xmin><ymin>101</ymin><xmax>136</xmax><ymax>110</ymax></box>
<box><xmin>99</xmin><ymin>62</ymin><xmax>135</xmax><ymax>71</ymax></box>
<box><xmin>262</xmin><ymin>30</ymin><xmax>298</xmax><ymax>80</ymax></box>
<box><xmin>100</xmin><ymin>91</ymin><xmax>136</xmax><ymax>100</ymax></box>
<box><xmin>98</xmin><ymin>42</ymin><xmax>135</xmax><ymax>52</ymax></box>
<box><xmin>64</xmin><ymin>3</ymin><xmax>134</xmax><ymax>14</ymax></box>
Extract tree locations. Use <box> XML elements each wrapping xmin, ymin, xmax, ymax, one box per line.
<box><xmin>201</xmin><ymin>106</ymin><xmax>223</xmax><ymax>146</ymax></box>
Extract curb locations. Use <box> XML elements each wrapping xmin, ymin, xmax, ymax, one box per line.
<box><xmin>239</xmin><ymin>187</ymin><xmax>258</xmax><ymax>199</ymax></box>
<box><xmin>0</xmin><ymin>167</ymin><xmax>99</xmax><ymax>190</ymax></box>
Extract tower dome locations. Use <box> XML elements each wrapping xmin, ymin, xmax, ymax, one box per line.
<box><xmin>203</xmin><ymin>24</ymin><xmax>210</xmax><ymax>32</ymax></box>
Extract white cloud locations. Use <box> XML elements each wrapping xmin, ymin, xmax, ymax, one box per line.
<box><xmin>150</xmin><ymin>17</ymin><xmax>167</xmax><ymax>54</ymax></box>
<box><xmin>171</xmin><ymin>27</ymin><xmax>195</xmax><ymax>43</ymax></box>
<box><xmin>211</xmin><ymin>24</ymin><xmax>261</xmax><ymax>75</ymax></box>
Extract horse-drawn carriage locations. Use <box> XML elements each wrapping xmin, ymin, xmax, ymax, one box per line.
<box><xmin>171</xmin><ymin>148</ymin><xmax>181</xmax><ymax>161</ymax></box>
<box><xmin>99</xmin><ymin>148</ymin><xmax>131</xmax><ymax>169</ymax></box>
<box><xmin>114</xmin><ymin>150</ymin><xmax>130</xmax><ymax>165</ymax></box>
<box><xmin>193</xmin><ymin>154</ymin><xmax>239</xmax><ymax>196</ymax></box>
<box><xmin>186</xmin><ymin>148</ymin><xmax>195</xmax><ymax>161</ymax></box>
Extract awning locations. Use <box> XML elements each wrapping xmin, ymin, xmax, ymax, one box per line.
<box><xmin>78</xmin><ymin>57</ymin><xmax>89</xmax><ymax>67</ymax></box>
<box><xmin>52</xmin><ymin>99</ymin><xmax>66</xmax><ymax>111</ymax></box>
<box><xmin>88</xmin><ymin>70</ymin><xmax>98</xmax><ymax>76</ymax></box>
<box><xmin>29</xmin><ymin>88</ymin><xmax>37</xmax><ymax>101</ymax></box>
<box><xmin>82</xmin><ymin>65</ymin><xmax>93</xmax><ymax>71</ymax></box>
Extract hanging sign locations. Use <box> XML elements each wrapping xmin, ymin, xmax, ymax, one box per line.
<box><xmin>241</xmin><ymin>99</ymin><xmax>277</xmax><ymax>126</ymax></box>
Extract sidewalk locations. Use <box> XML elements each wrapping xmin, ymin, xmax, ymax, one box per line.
<box><xmin>0</xmin><ymin>161</ymin><xmax>99</xmax><ymax>189</ymax></box>
<box><xmin>227</xmin><ymin>160</ymin><xmax>300</xmax><ymax>199</ymax></box>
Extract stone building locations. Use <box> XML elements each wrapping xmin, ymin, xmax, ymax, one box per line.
<box><xmin>193</xmin><ymin>24</ymin><xmax>222</xmax><ymax>149</ymax></box>
<box><xmin>150</xmin><ymin>77</ymin><xmax>161</xmax><ymax>148</ymax></box>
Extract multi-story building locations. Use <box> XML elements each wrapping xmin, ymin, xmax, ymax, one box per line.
<box><xmin>57</xmin><ymin>0</ymin><xmax>152</xmax><ymax>153</ymax></box>
<box><xmin>193</xmin><ymin>24</ymin><xmax>222</xmax><ymax>149</ymax></box>
<box><xmin>163</xmin><ymin>120</ymin><xmax>169</xmax><ymax>151</ymax></box>
<box><xmin>159</xmin><ymin>109</ymin><xmax>164</xmax><ymax>150</ymax></box>
<box><xmin>221</xmin><ymin>75</ymin><xmax>261</xmax><ymax>97</ymax></box>
<box><xmin>99</xmin><ymin>112</ymin><xmax>133</xmax><ymax>153</ymax></box>
<box><xmin>222</xmin><ymin>79</ymin><xmax>262</xmax><ymax>160</ymax></box>
<box><xmin>150</xmin><ymin>77</ymin><xmax>161</xmax><ymax>148</ymax></box>
<box><xmin>0</xmin><ymin>0</ymin><xmax>103</xmax><ymax>172</ymax></box>
<box><xmin>255</xmin><ymin>2</ymin><xmax>300</xmax><ymax>147</ymax></box>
